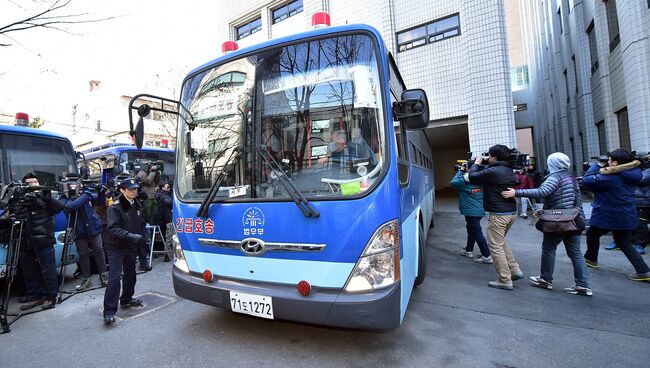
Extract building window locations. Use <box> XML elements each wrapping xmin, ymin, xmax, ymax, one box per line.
<box><xmin>570</xmin><ymin>137</ymin><xmax>576</xmax><ymax>171</ymax></box>
<box><xmin>616</xmin><ymin>107</ymin><xmax>630</xmax><ymax>151</ymax></box>
<box><xmin>236</xmin><ymin>18</ymin><xmax>262</xmax><ymax>40</ymax></box>
<box><xmin>586</xmin><ymin>21</ymin><xmax>599</xmax><ymax>74</ymax></box>
<box><xmin>579</xmin><ymin>132</ymin><xmax>587</xmax><ymax>165</ymax></box>
<box><xmin>557</xmin><ymin>7</ymin><xmax>563</xmax><ymax>34</ymax></box>
<box><xmin>510</xmin><ymin>65</ymin><xmax>529</xmax><ymax>91</ymax></box>
<box><xmin>571</xmin><ymin>55</ymin><xmax>578</xmax><ymax>94</ymax></box>
<box><xmin>596</xmin><ymin>120</ymin><xmax>607</xmax><ymax>154</ymax></box>
<box><xmin>397</xmin><ymin>14</ymin><xmax>460</xmax><ymax>52</ymax></box>
<box><xmin>513</xmin><ymin>103</ymin><xmax>528</xmax><ymax>112</ymax></box>
<box><xmin>605</xmin><ymin>0</ymin><xmax>620</xmax><ymax>52</ymax></box>
<box><xmin>563</xmin><ymin>69</ymin><xmax>570</xmax><ymax>104</ymax></box>
<box><xmin>272</xmin><ymin>0</ymin><xmax>303</xmax><ymax>24</ymax></box>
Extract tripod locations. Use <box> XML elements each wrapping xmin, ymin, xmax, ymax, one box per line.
<box><xmin>57</xmin><ymin>211</ymin><xmax>78</xmax><ymax>303</ymax></box>
<box><xmin>0</xmin><ymin>220</ymin><xmax>24</xmax><ymax>334</ymax></box>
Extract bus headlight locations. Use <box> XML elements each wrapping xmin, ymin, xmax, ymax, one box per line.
<box><xmin>344</xmin><ymin>219</ymin><xmax>400</xmax><ymax>292</ymax></box>
<box><xmin>56</xmin><ymin>232</ymin><xmax>66</xmax><ymax>244</ymax></box>
<box><xmin>172</xmin><ymin>234</ymin><xmax>190</xmax><ymax>273</ymax></box>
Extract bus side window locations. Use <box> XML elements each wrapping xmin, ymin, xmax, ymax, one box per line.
<box><xmin>389</xmin><ymin>59</ymin><xmax>409</xmax><ymax>186</ymax></box>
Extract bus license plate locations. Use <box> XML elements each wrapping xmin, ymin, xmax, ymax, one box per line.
<box><xmin>229</xmin><ymin>291</ymin><xmax>274</xmax><ymax>319</ymax></box>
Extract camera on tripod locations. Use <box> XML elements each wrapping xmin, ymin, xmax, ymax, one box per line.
<box><xmin>0</xmin><ymin>182</ymin><xmax>45</xmax><ymax>215</ymax></box>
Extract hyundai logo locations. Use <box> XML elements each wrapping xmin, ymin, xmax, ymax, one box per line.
<box><xmin>240</xmin><ymin>238</ymin><xmax>265</xmax><ymax>256</ymax></box>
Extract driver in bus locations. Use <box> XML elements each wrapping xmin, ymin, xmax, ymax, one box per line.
<box><xmin>324</xmin><ymin>129</ymin><xmax>377</xmax><ymax>176</ymax></box>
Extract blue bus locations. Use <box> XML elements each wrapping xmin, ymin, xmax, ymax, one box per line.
<box><xmin>80</xmin><ymin>143</ymin><xmax>175</xmax><ymax>184</ymax></box>
<box><xmin>130</xmin><ymin>21</ymin><xmax>434</xmax><ymax>328</ymax></box>
<box><xmin>0</xmin><ymin>124</ymin><xmax>80</xmax><ymax>279</ymax></box>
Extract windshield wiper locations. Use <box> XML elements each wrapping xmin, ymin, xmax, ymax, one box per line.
<box><xmin>256</xmin><ymin>146</ymin><xmax>319</xmax><ymax>218</ymax></box>
<box><xmin>196</xmin><ymin>146</ymin><xmax>242</xmax><ymax>217</ymax></box>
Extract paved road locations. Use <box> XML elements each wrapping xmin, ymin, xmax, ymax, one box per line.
<box><xmin>2</xmin><ymin>211</ymin><xmax>648</xmax><ymax>368</ymax></box>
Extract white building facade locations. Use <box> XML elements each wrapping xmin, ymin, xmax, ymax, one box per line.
<box><xmin>217</xmin><ymin>0</ymin><xmax>517</xmax><ymax>190</ymax></box>
<box><xmin>521</xmin><ymin>0</ymin><xmax>650</xmax><ymax>173</ymax></box>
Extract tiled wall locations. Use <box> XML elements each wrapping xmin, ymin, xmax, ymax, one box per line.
<box><xmin>522</xmin><ymin>0</ymin><xmax>650</xmax><ymax>172</ymax></box>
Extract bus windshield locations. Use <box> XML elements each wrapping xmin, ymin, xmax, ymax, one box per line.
<box><xmin>3</xmin><ymin>134</ymin><xmax>77</xmax><ymax>187</ymax></box>
<box><xmin>177</xmin><ymin>33</ymin><xmax>385</xmax><ymax>201</ymax></box>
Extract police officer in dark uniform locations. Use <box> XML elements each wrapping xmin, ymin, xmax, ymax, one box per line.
<box><xmin>103</xmin><ymin>177</ymin><xmax>146</xmax><ymax>325</ymax></box>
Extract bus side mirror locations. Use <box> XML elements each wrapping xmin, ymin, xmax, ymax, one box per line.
<box><xmin>133</xmin><ymin>104</ymin><xmax>150</xmax><ymax>150</ymax></box>
<box><xmin>134</xmin><ymin>117</ymin><xmax>144</xmax><ymax>149</ymax></box>
<box><xmin>392</xmin><ymin>88</ymin><xmax>429</xmax><ymax>130</ymax></box>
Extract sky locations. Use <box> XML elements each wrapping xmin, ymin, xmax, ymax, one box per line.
<box><xmin>0</xmin><ymin>0</ymin><xmax>226</xmax><ymax>124</ymax></box>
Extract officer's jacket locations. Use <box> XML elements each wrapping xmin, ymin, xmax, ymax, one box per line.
<box><xmin>105</xmin><ymin>194</ymin><xmax>146</xmax><ymax>251</ymax></box>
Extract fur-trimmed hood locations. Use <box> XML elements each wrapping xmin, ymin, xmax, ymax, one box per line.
<box><xmin>599</xmin><ymin>160</ymin><xmax>640</xmax><ymax>174</ymax></box>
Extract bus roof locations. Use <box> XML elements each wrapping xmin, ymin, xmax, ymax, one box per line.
<box><xmin>0</xmin><ymin>124</ymin><xmax>71</xmax><ymax>141</ymax></box>
<box><xmin>186</xmin><ymin>24</ymin><xmax>384</xmax><ymax>78</ymax></box>
<box><xmin>81</xmin><ymin>143</ymin><xmax>174</xmax><ymax>158</ymax></box>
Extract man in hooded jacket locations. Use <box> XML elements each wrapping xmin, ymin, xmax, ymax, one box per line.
<box><xmin>582</xmin><ymin>149</ymin><xmax>650</xmax><ymax>281</ymax></box>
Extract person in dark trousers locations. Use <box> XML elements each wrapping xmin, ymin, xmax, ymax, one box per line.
<box><xmin>154</xmin><ymin>181</ymin><xmax>173</xmax><ymax>262</ymax></box>
<box><xmin>103</xmin><ymin>178</ymin><xmax>146</xmax><ymax>325</ymax></box>
<box><xmin>582</xmin><ymin>149</ymin><xmax>650</xmax><ymax>281</ymax></box>
<box><xmin>631</xmin><ymin>163</ymin><xmax>650</xmax><ymax>254</ymax></box>
<box><xmin>9</xmin><ymin>173</ymin><xmax>64</xmax><ymax>310</ymax></box>
<box><xmin>60</xmin><ymin>185</ymin><xmax>108</xmax><ymax>290</ymax></box>
<box><xmin>464</xmin><ymin>144</ymin><xmax>523</xmax><ymax>291</ymax></box>
<box><xmin>449</xmin><ymin>169</ymin><xmax>492</xmax><ymax>264</ymax></box>
<box><xmin>503</xmin><ymin>152</ymin><xmax>592</xmax><ymax>296</ymax></box>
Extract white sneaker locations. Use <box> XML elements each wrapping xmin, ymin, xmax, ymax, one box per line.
<box><xmin>474</xmin><ymin>255</ymin><xmax>493</xmax><ymax>264</ymax></box>
<box><xmin>460</xmin><ymin>249</ymin><xmax>473</xmax><ymax>258</ymax></box>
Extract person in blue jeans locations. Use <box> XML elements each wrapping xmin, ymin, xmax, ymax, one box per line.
<box><xmin>582</xmin><ymin>149</ymin><xmax>650</xmax><ymax>282</ymax></box>
<box><xmin>502</xmin><ymin>152</ymin><xmax>592</xmax><ymax>296</ymax></box>
<box><xmin>450</xmin><ymin>168</ymin><xmax>492</xmax><ymax>264</ymax></box>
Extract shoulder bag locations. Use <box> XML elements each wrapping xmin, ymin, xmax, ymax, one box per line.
<box><xmin>534</xmin><ymin>176</ymin><xmax>584</xmax><ymax>234</ymax></box>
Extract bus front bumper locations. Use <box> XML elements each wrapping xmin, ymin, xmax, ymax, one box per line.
<box><xmin>172</xmin><ymin>266</ymin><xmax>401</xmax><ymax>329</ymax></box>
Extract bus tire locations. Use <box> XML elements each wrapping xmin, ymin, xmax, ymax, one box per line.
<box><xmin>414</xmin><ymin>226</ymin><xmax>427</xmax><ymax>286</ymax></box>
<box><xmin>429</xmin><ymin>211</ymin><xmax>435</xmax><ymax>228</ymax></box>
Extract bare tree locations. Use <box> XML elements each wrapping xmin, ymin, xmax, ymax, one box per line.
<box><xmin>0</xmin><ymin>0</ymin><xmax>117</xmax><ymax>47</ymax></box>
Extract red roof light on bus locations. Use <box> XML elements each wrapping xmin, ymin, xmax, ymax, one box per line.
<box><xmin>311</xmin><ymin>12</ymin><xmax>331</xmax><ymax>29</ymax></box>
<box><xmin>15</xmin><ymin>112</ymin><xmax>29</xmax><ymax>126</ymax></box>
<box><xmin>222</xmin><ymin>41</ymin><xmax>239</xmax><ymax>54</ymax></box>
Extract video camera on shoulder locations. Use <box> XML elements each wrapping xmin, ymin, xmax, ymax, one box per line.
<box><xmin>582</xmin><ymin>154</ymin><xmax>609</xmax><ymax>172</ymax></box>
<box><xmin>58</xmin><ymin>173</ymin><xmax>105</xmax><ymax>198</ymax></box>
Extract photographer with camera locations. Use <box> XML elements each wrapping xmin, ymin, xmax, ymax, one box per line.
<box><xmin>59</xmin><ymin>182</ymin><xmax>108</xmax><ymax>291</ymax></box>
<box><xmin>582</xmin><ymin>149</ymin><xmax>650</xmax><ymax>282</ymax></box>
<box><xmin>450</xmin><ymin>163</ymin><xmax>492</xmax><ymax>264</ymax></box>
<box><xmin>103</xmin><ymin>178</ymin><xmax>147</xmax><ymax>325</ymax></box>
<box><xmin>136</xmin><ymin>161</ymin><xmax>161</xmax><ymax>224</ymax></box>
<box><xmin>6</xmin><ymin>173</ymin><xmax>64</xmax><ymax>310</ymax></box>
<box><xmin>464</xmin><ymin>145</ymin><xmax>523</xmax><ymax>291</ymax></box>
<box><xmin>154</xmin><ymin>181</ymin><xmax>173</xmax><ymax>262</ymax></box>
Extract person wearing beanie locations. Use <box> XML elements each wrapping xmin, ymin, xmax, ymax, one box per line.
<box><xmin>503</xmin><ymin>152</ymin><xmax>592</xmax><ymax>296</ymax></box>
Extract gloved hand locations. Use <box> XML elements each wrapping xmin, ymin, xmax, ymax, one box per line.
<box><xmin>126</xmin><ymin>233</ymin><xmax>143</xmax><ymax>245</ymax></box>
<box><xmin>83</xmin><ymin>187</ymin><xmax>96</xmax><ymax>197</ymax></box>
